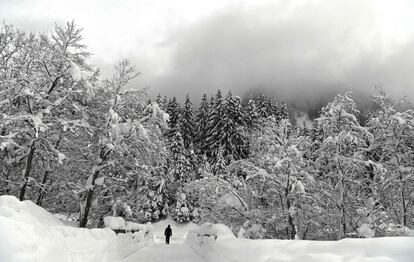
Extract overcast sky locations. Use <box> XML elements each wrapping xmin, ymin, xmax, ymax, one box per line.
<box><xmin>1</xmin><ymin>0</ymin><xmax>414</xmax><ymax>102</ymax></box>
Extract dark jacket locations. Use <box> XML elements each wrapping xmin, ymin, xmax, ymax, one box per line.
<box><xmin>164</xmin><ymin>226</ymin><xmax>172</xmax><ymax>237</ymax></box>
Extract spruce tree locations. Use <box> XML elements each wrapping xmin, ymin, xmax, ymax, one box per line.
<box><xmin>222</xmin><ymin>93</ymin><xmax>248</xmax><ymax>160</ymax></box>
<box><xmin>169</xmin><ymin>131</ymin><xmax>193</xmax><ymax>183</ymax></box>
<box><xmin>245</xmin><ymin>98</ymin><xmax>259</xmax><ymax>128</ymax></box>
<box><xmin>155</xmin><ymin>94</ymin><xmax>162</xmax><ymax>105</ymax></box>
<box><xmin>256</xmin><ymin>93</ymin><xmax>269</xmax><ymax>119</ymax></box>
<box><xmin>299</xmin><ymin>121</ymin><xmax>311</xmax><ymax>137</ymax></box>
<box><xmin>161</xmin><ymin>96</ymin><xmax>168</xmax><ymax>110</ymax></box>
<box><xmin>166</xmin><ymin>97</ymin><xmax>181</xmax><ymax>133</ymax></box>
<box><xmin>213</xmin><ymin>147</ymin><xmax>227</xmax><ymax>177</ymax></box>
<box><xmin>220</xmin><ymin>92</ymin><xmax>236</xmax><ymax>161</ymax></box>
<box><xmin>178</xmin><ymin>94</ymin><xmax>195</xmax><ymax>148</ymax></box>
<box><xmin>278</xmin><ymin>100</ymin><xmax>289</xmax><ymax>121</ymax></box>
<box><xmin>194</xmin><ymin>94</ymin><xmax>210</xmax><ymax>155</ymax></box>
<box><xmin>205</xmin><ymin>90</ymin><xmax>225</xmax><ymax>161</ymax></box>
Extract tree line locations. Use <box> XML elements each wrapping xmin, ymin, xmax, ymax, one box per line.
<box><xmin>0</xmin><ymin>22</ymin><xmax>412</xmax><ymax>240</ymax></box>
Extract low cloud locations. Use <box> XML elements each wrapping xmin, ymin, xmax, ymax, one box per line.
<box><xmin>150</xmin><ymin>0</ymin><xmax>414</xmax><ymax>105</ymax></box>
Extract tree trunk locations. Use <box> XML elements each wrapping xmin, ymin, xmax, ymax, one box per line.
<box><xmin>36</xmin><ymin>170</ymin><xmax>49</xmax><ymax>206</ymax></box>
<box><xmin>19</xmin><ymin>140</ymin><xmax>36</xmax><ymax>201</ymax></box>
<box><xmin>4</xmin><ymin>167</ymin><xmax>11</xmax><ymax>194</ymax></box>
<box><xmin>401</xmin><ymin>185</ymin><xmax>407</xmax><ymax>227</ymax></box>
<box><xmin>79</xmin><ymin>169</ymin><xmax>100</xmax><ymax>228</ymax></box>
<box><xmin>339</xmin><ymin>176</ymin><xmax>347</xmax><ymax>239</ymax></box>
<box><xmin>337</xmin><ymin>155</ymin><xmax>347</xmax><ymax>239</ymax></box>
<box><xmin>285</xmin><ymin>187</ymin><xmax>296</xmax><ymax>239</ymax></box>
<box><xmin>36</xmin><ymin>137</ymin><xmax>60</xmax><ymax>206</ymax></box>
<box><xmin>341</xmin><ymin>203</ymin><xmax>346</xmax><ymax>239</ymax></box>
<box><xmin>286</xmin><ymin>199</ymin><xmax>296</xmax><ymax>239</ymax></box>
<box><xmin>80</xmin><ymin>145</ymin><xmax>111</xmax><ymax>228</ymax></box>
<box><xmin>393</xmin><ymin>150</ymin><xmax>407</xmax><ymax>227</ymax></box>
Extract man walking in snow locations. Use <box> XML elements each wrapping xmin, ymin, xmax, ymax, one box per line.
<box><xmin>164</xmin><ymin>224</ymin><xmax>172</xmax><ymax>244</ymax></box>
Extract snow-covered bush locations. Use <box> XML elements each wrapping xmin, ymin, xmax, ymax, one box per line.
<box><xmin>237</xmin><ymin>221</ymin><xmax>267</xmax><ymax>239</ymax></box>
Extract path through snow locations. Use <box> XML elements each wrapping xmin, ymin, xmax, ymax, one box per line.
<box><xmin>118</xmin><ymin>243</ymin><xmax>205</xmax><ymax>262</ymax></box>
<box><xmin>118</xmin><ymin>218</ymin><xmax>204</xmax><ymax>262</ymax></box>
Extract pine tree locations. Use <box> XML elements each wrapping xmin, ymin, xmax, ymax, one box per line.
<box><xmin>270</xmin><ymin>99</ymin><xmax>279</xmax><ymax>116</ymax></box>
<box><xmin>165</xmin><ymin>97</ymin><xmax>181</xmax><ymax>138</ymax></box>
<box><xmin>220</xmin><ymin>92</ymin><xmax>236</xmax><ymax>161</ymax></box>
<box><xmin>245</xmin><ymin>98</ymin><xmax>259</xmax><ymax>128</ymax></box>
<box><xmin>155</xmin><ymin>94</ymin><xmax>163</xmax><ymax>106</ymax></box>
<box><xmin>178</xmin><ymin>94</ymin><xmax>195</xmax><ymax>148</ymax></box>
<box><xmin>299</xmin><ymin>121</ymin><xmax>310</xmax><ymax>137</ymax></box>
<box><xmin>213</xmin><ymin>147</ymin><xmax>227</xmax><ymax>177</ymax></box>
<box><xmin>278</xmin><ymin>100</ymin><xmax>289</xmax><ymax>121</ymax></box>
<box><xmin>169</xmin><ymin>131</ymin><xmax>193</xmax><ymax>183</ymax></box>
<box><xmin>205</xmin><ymin>90</ymin><xmax>225</xmax><ymax>161</ymax></box>
<box><xmin>194</xmin><ymin>94</ymin><xmax>210</xmax><ymax>155</ymax></box>
<box><xmin>136</xmin><ymin>166</ymin><xmax>169</xmax><ymax>221</ymax></box>
<box><xmin>221</xmin><ymin>92</ymin><xmax>248</xmax><ymax>160</ymax></box>
<box><xmin>161</xmin><ymin>96</ymin><xmax>168</xmax><ymax>110</ymax></box>
<box><xmin>256</xmin><ymin>93</ymin><xmax>270</xmax><ymax>119</ymax></box>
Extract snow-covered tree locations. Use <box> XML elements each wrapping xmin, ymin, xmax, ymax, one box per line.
<box><xmin>194</xmin><ymin>94</ymin><xmax>210</xmax><ymax>155</ymax></box>
<box><xmin>249</xmin><ymin>117</ymin><xmax>313</xmax><ymax>239</ymax></box>
<box><xmin>366</xmin><ymin>88</ymin><xmax>414</xmax><ymax>231</ymax></box>
<box><xmin>134</xmin><ymin>165</ymin><xmax>169</xmax><ymax>221</ymax></box>
<box><xmin>314</xmin><ymin>92</ymin><xmax>372</xmax><ymax>239</ymax></box>
<box><xmin>178</xmin><ymin>94</ymin><xmax>195</xmax><ymax>149</ymax></box>
<box><xmin>212</xmin><ymin>147</ymin><xmax>227</xmax><ymax>177</ymax></box>
<box><xmin>222</xmin><ymin>93</ymin><xmax>248</xmax><ymax>160</ymax></box>
<box><xmin>77</xmin><ymin>59</ymin><xmax>168</xmax><ymax>227</ymax></box>
<box><xmin>205</xmin><ymin>90</ymin><xmax>225</xmax><ymax>161</ymax></box>
<box><xmin>168</xmin><ymin>131</ymin><xmax>193</xmax><ymax>183</ymax></box>
<box><xmin>166</xmin><ymin>97</ymin><xmax>180</xmax><ymax>131</ymax></box>
<box><xmin>244</xmin><ymin>98</ymin><xmax>259</xmax><ymax>129</ymax></box>
<box><xmin>277</xmin><ymin>100</ymin><xmax>289</xmax><ymax>122</ymax></box>
<box><xmin>256</xmin><ymin>93</ymin><xmax>271</xmax><ymax>119</ymax></box>
<box><xmin>0</xmin><ymin>22</ymin><xmax>96</xmax><ymax>201</ymax></box>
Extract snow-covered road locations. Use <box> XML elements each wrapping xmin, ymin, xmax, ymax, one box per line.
<box><xmin>118</xmin><ymin>218</ymin><xmax>204</xmax><ymax>262</ymax></box>
<box><xmin>118</xmin><ymin>243</ymin><xmax>205</xmax><ymax>262</ymax></box>
<box><xmin>2</xmin><ymin>196</ymin><xmax>413</xmax><ymax>262</ymax></box>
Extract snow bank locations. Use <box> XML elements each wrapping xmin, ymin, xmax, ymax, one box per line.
<box><xmin>103</xmin><ymin>216</ymin><xmax>154</xmax><ymax>244</ymax></box>
<box><xmin>186</xmin><ymin>223</ymin><xmax>414</xmax><ymax>262</ymax></box>
<box><xmin>104</xmin><ymin>216</ymin><xmax>150</xmax><ymax>232</ymax></box>
<box><xmin>0</xmin><ymin>196</ymin><xmax>144</xmax><ymax>262</ymax></box>
<box><xmin>186</xmin><ymin>223</ymin><xmax>236</xmax><ymax>262</ymax></box>
<box><xmin>104</xmin><ymin>216</ymin><xmax>126</xmax><ymax>230</ymax></box>
<box><xmin>189</xmin><ymin>222</ymin><xmax>235</xmax><ymax>240</ymax></box>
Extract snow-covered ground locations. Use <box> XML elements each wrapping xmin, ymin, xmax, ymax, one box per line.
<box><xmin>187</xmin><ymin>223</ymin><xmax>414</xmax><ymax>262</ymax></box>
<box><xmin>0</xmin><ymin>196</ymin><xmax>146</xmax><ymax>262</ymax></box>
<box><xmin>118</xmin><ymin>218</ymin><xmax>202</xmax><ymax>261</ymax></box>
<box><xmin>118</xmin><ymin>243</ymin><xmax>204</xmax><ymax>262</ymax></box>
<box><xmin>151</xmin><ymin>217</ymin><xmax>197</xmax><ymax>244</ymax></box>
<box><xmin>1</xmin><ymin>196</ymin><xmax>413</xmax><ymax>262</ymax></box>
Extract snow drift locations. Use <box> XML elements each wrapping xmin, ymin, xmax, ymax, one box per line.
<box><xmin>0</xmin><ymin>195</ymin><xmax>146</xmax><ymax>262</ymax></box>
<box><xmin>103</xmin><ymin>216</ymin><xmax>154</xmax><ymax>244</ymax></box>
<box><xmin>187</xmin><ymin>223</ymin><xmax>414</xmax><ymax>262</ymax></box>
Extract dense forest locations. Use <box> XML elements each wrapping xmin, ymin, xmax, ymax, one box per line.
<box><xmin>1</xmin><ymin>22</ymin><xmax>413</xmax><ymax>241</ymax></box>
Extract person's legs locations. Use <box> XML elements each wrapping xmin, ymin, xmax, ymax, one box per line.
<box><xmin>166</xmin><ymin>236</ymin><xmax>170</xmax><ymax>244</ymax></box>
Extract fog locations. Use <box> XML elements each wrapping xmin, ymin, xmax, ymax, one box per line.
<box><xmin>2</xmin><ymin>0</ymin><xmax>414</xmax><ymax>107</ymax></box>
<box><xmin>151</xmin><ymin>1</ymin><xmax>414</xmax><ymax>107</ymax></box>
